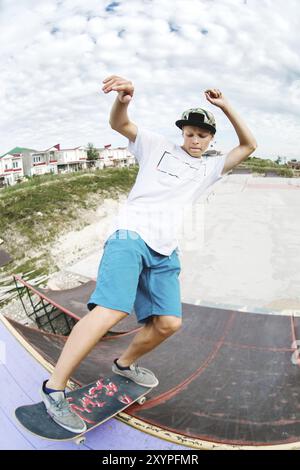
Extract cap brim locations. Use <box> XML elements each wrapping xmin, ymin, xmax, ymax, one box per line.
<box><xmin>175</xmin><ymin>120</ymin><xmax>216</xmax><ymax>133</ymax></box>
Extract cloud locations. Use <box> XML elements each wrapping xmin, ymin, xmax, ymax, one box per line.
<box><xmin>0</xmin><ymin>0</ymin><xmax>299</xmax><ymax>159</ymax></box>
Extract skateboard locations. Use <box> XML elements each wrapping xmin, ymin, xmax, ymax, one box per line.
<box><xmin>15</xmin><ymin>374</ymin><xmax>153</xmax><ymax>444</ymax></box>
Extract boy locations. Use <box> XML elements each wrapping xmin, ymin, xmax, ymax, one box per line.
<box><xmin>40</xmin><ymin>75</ymin><xmax>257</xmax><ymax>432</ymax></box>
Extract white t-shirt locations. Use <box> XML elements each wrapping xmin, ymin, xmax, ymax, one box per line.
<box><xmin>106</xmin><ymin>127</ymin><xmax>228</xmax><ymax>256</ymax></box>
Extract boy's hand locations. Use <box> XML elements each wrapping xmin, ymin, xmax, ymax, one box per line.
<box><xmin>102</xmin><ymin>75</ymin><xmax>134</xmax><ymax>104</ymax></box>
<box><xmin>204</xmin><ymin>88</ymin><xmax>229</xmax><ymax>110</ymax></box>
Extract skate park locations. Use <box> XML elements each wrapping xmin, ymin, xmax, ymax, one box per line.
<box><xmin>1</xmin><ymin>172</ymin><xmax>300</xmax><ymax>450</ymax></box>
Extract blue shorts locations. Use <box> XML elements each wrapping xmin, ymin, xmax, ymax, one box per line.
<box><xmin>87</xmin><ymin>230</ymin><xmax>182</xmax><ymax>324</ymax></box>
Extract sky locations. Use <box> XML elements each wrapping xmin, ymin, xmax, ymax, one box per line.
<box><xmin>0</xmin><ymin>0</ymin><xmax>300</xmax><ymax>161</ymax></box>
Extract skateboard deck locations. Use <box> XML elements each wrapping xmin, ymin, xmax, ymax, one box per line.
<box><xmin>15</xmin><ymin>374</ymin><xmax>153</xmax><ymax>443</ymax></box>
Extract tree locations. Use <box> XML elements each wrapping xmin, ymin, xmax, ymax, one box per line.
<box><xmin>87</xmin><ymin>143</ymin><xmax>99</xmax><ymax>161</ymax></box>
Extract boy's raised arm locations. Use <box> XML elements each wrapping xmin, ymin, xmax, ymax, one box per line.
<box><xmin>102</xmin><ymin>75</ymin><xmax>137</xmax><ymax>142</ymax></box>
<box><xmin>205</xmin><ymin>88</ymin><xmax>257</xmax><ymax>174</ymax></box>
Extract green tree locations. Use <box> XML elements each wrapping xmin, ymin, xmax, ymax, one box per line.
<box><xmin>87</xmin><ymin>143</ymin><xmax>99</xmax><ymax>161</ymax></box>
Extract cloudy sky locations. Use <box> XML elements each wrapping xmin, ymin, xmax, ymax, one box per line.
<box><xmin>1</xmin><ymin>0</ymin><xmax>299</xmax><ymax>160</ymax></box>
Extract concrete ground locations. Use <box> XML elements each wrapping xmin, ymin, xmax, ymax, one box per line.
<box><xmin>66</xmin><ymin>174</ymin><xmax>300</xmax><ymax>316</ymax></box>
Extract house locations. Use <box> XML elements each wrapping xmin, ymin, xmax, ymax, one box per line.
<box><xmin>57</xmin><ymin>146</ymin><xmax>88</xmax><ymax>173</ymax></box>
<box><xmin>96</xmin><ymin>145</ymin><xmax>136</xmax><ymax>169</ymax></box>
<box><xmin>0</xmin><ymin>147</ymin><xmax>31</xmax><ymax>186</ymax></box>
<box><xmin>1</xmin><ymin>144</ymin><xmax>89</xmax><ymax>182</ymax></box>
<box><xmin>24</xmin><ymin>144</ymin><xmax>61</xmax><ymax>177</ymax></box>
<box><xmin>24</xmin><ymin>144</ymin><xmax>89</xmax><ymax>175</ymax></box>
<box><xmin>0</xmin><ymin>141</ymin><xmax>136</xmax><ymax>187</ymax></box>
<box><xmin>287</xmin><ymin>159</ymin><xmax>300</xmax><ymax>170</ymax></box>
<box><xmin>202</xmin><ymin>140</ymin><xmax>222</xmax><ymax>157</ymax></box>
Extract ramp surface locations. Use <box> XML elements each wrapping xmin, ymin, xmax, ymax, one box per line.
<box><xmin>3</xmin><ymin>303</ymin><xmax>300</xmax><ymax>449</ymax></box>
<box><xmin>14</xmin><ymin>275</ymin><xmax>139</xmax><ymax>334</ymax></box>
<box><xmin>0</xmin><ymin>315</ymin><xmax>186</xmax><ymax>450</ymax></box>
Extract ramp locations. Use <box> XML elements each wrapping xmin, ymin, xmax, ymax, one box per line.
<box><xmin>2</xmin><ymin>303</ymin><xmax>300</xmax><ymax>449</ymax></box>
<box><xmin>0</xmin><ymin>314</ymin><xmax>185</xmax><ymax>450</ymax></box>
<box><xmin>13</xmin><ymin>275</ymin><xmax>139</xmax><ymax>334</ymax></box>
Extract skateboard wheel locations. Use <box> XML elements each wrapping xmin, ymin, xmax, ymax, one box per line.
<box><xmin>137</xmin><ymin>397</ymin><xmax>146</xmax><ymax>405</ymax></box>
<box><xmin>75</xmin><ymin>437</ymin><xmax>86</xmax><ymax>445</ymax></box>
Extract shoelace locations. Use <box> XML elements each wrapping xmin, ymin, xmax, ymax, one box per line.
<box><xmin>53</xmin><ymin>398</ymin><xmax>73</xmax><ymax>417</ymax></box>
<box><xmin>134</xmin><ymin>364</ymin><xmax>146</xmax><ymax>377</ymax></box>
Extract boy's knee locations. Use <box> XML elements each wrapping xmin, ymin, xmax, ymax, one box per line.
<box><xmin>153</xmin><ymin>316</ymin><xmax>182</xmax><ymax>337</ymax></box>
<box><xmin>87</xmin><ymin>305</ymin><xmax>128</xmax><ymax>327</ymax></box>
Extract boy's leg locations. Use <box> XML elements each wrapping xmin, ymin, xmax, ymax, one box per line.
<box><xmin>117</xmin><ymin>243</ymin><xmax>182</xmax><ymax>370</ymax></box>
<box><xmin>117</xmin><ymin>315</ymin><xmax>182</xmax><ymax>367</ymax></box>
<box><xmin>46</xmin><ymin>305</ymin><xmax>128</xmax><ymax>390</ymax></box>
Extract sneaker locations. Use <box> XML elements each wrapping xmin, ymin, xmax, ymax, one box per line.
<box><xmin>40</xmin><ymin>381</ymin><xmax>87</xmax><ymax>433</ymax></box>
<box><xmin>112</xmin><ymin>359</ymin><xmax>159</xmax><ymax>388</ymax></box>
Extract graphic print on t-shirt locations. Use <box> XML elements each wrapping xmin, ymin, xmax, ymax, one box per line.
<box><xmin>107</xmin><ymin>128</ymin><xmax>226</xmax><ymax>255</ymax></box>
<box><xmin>156</xmin><ymin>151</ymin><xmax>207</xmax><ymax>182</ymax></box>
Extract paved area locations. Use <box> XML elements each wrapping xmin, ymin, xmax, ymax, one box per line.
<box><xmin>66</xmin><ymin>174</ymin><xmax>300</xmax><ymax>315</ymax></box>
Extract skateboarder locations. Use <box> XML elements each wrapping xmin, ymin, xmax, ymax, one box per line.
<box><xmin>40</xmin><ymin>75</ymin><xmax>257</xmax><ymax>433</ymax></box>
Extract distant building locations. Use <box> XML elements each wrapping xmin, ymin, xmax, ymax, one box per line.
<box><xmin>24</xmin><ymin>144</ymin><xmax>61</xmax><ymax>177</ymax></box>
<box><xmin>95</xmin><ymin>145</ymin><xmax>136</xmax><ymax>169</ymax></box>
<box><xmin>0</xmin><ymin>144</ymin><xmax>87</xmax><ymax>185</ymax></box>
<box><xmin>0</xmin><ymin>142</ymin><xmax>136</xmax><ymax>187</ymax></box>
<box><xmin>23</xmin><ymin>144</ymin><xmax>89</xmax><ymax>175</ymax></box>
<box><xmin>287</xmin><ymin>159</ymin><xmax>300</xmax><ymax>170</ymax></box>
<box><xmin>0</xmin><ymin>147</ymin><xmax>31</xmax><ymax>186</ymax></box>
<box><xmin>202</xmin><ymin>141</ymin><xmax>222</xmax><ymax>157</ymax></box>
<box><xmin>57</xmin><ymin>146</ymin><xmax>88</xmax><ymax>173</ymax></box>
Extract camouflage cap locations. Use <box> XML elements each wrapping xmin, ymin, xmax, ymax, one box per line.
<box><xmin>175</xmin><ymin>108</ymin><xmax>216</xmax><ymax>134</ymax></box>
